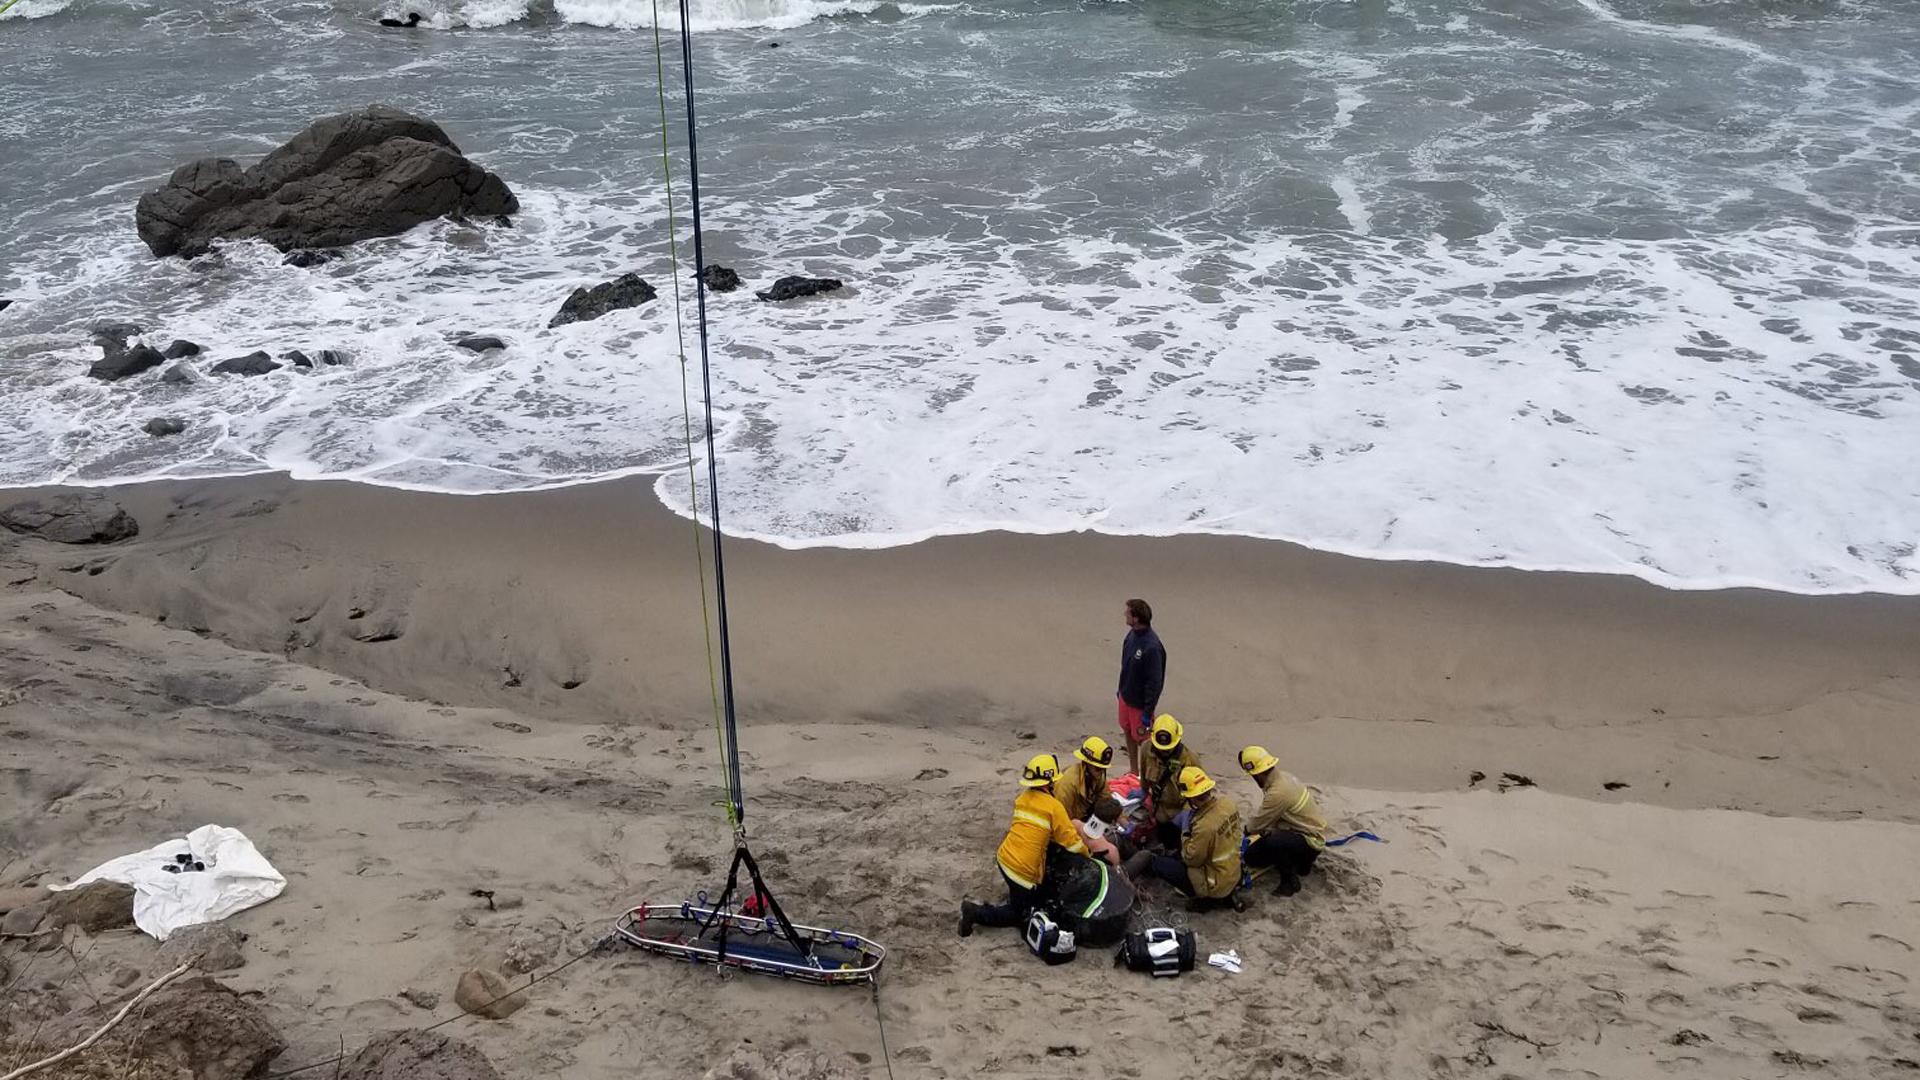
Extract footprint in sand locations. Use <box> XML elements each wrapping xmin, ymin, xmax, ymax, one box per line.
<box><xmin>1763</xmin><ymin>910</ymin><xmax>1809</xmax><ymax>923</ymax></box>
<box><xmin>1747</xmin><ymin>889</ymin><xmax>1788</xmax><ymax>899</ymax></box>
<box><xmin>1794</xmin><ymin>1007</ymin><xmax>1842</xmax><ymax>1024</ymax></box>
<box><xmin>1737</xmin><ymin>949</ymin><xmax>1791</xmax><ymax>969</ymax></box>
<box><xmin>1647</xmin><ymin>990</ymin><xmax>1689</xmax><ymax>1014</ymax></box>
<box><xmin>1868</xmin><ymin>933</ymin><xmax>1914</xmax><ymax>952</ymax></box>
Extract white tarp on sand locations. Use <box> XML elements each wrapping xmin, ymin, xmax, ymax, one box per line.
<box><xmin>58</xmin><ymin>824</ymin><xmax>286</xmax><ymax>941</ymax></box>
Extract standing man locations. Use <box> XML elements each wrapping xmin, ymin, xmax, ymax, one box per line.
<box><xmin>1116</xmin><ymin>598</ymin><xmax>1166</xmax><ymax>776</ymax></box>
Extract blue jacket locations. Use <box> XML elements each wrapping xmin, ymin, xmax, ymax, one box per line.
<box><xmin>1117</xmin><ymin>627</ymin><xmax>1166</xmax><ymax>714</ymax></box>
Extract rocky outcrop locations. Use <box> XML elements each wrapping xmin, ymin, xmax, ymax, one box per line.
<box><xmin>455</xmin><ymin>334</ymin><xmax>506</xmax><ymax>352</ymax></box>
<box><xmin>164</xmin><ymin>339</ymin><xmax>203</xmax><ymax>359</ymax></box>
<box><xmin>135</xmin><ymin>105</ymin><xmax>518</xmax><ymax>259</ymax></box>
<box><xmin>156</xmin><ymin>923</ymin><xmax>247</xmax><ymax>972</ymax></box>
<box><xmin>211</xmin><ymin>351</ymin><xmax>282</xmax><ymax>376</ymax></box>
<box><xmin>756</xmin><ymin>276</ymin><xmax>842</xmax><ymax>302</ymax></box>
<box><xmin>698</xmin><ymin>265</ymin><xmax>742</xmax><ymax>292</ymax></box>
<box><xmin>89</xmin><ymin>343</ymin><xmax>167</xmax><ymax>382</ymax></box>
<box><xmin>144</xmin><ymin>417</ymin><xmax>188</xmax><ymax>437</ymax></box>
<box><xmin>549</xmin><ymin>273</ymin><xmax>656</xmax><ymax>327</ymax></box>
<box><xmin>338</xmin><ymin>1030</ymin><xmax>504</xmax><ymax>1080</ymax></box>
<box><xmin>45</xmin><ymin>880</ymin><xmax>136</xmax><ymax>933</ymax></box>
<box><xmin>1</xmin><ymin>495</ymin><xmax>139</xmax><ymax>545</ymax></box>
<box><xmin>41</xmin><ymin>976</ymin><xmax>285</xmax><ymax>1080</ymax></box>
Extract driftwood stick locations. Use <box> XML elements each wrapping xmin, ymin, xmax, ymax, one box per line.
<box><xmin>0</xmin><ymin>962</ymin><xmax>193</xmax><ymax>1080</ymax></box>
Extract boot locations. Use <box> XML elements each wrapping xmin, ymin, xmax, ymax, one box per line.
<box><xmin>1274</xmin><ymin>871</ymin><xmax>1303</xmax><ymax>897</ymax></box>
<box><xmin>957</xmin><ymin>900</ymin><xmax>981</xmax><ymax>938</ymax></box>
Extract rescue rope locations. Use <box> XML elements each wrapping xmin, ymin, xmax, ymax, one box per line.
<box><xmin>673</xmin><ymin>0</ymin><xmax>748</xmax><ymax>835</ymax></box>
<box><xmin>262</xmin><ymin>935</ymin><xmax>615</xmax><ymax>1079</ymax></box>
<box><xmin>870</xmin><ymin>981</ymin><xmax>899</xmax><ymax>1080</ymax></box>
<box><xmin>0</xmin><ymin>0</ymin><xmax>26</xmax><ymax>17</ymax></box>
<box><xmin>648</xmin><ymin>0</ymin><xmax>733</xmax><ymax>837</ymax></box>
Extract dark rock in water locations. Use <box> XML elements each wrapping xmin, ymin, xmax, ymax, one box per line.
<box><xmin>143</xmin><ymin>417</ymin><xmax>188</xmax><ymax>437</ymax></box>
<box><xmin>756</xmin><ymin>275</ymin><xmax>843</xmax><ymax>302</ymax></box>
<box><xmin>549</xmin><ymin>272</ymin><xmax>657</xmax><ymax>327</ymax></box>
<box><xmin>698</xmin><ymin>265</ymin><xmax>743</xmax><ymax>293</ymax></box>
<box><xmin>161</xmin><ymin>362</ymin><xmax>199</xmax><ymax>385</ymax></box>
<box><xmin>42</xmin><ymin>976</ymin><xmax>285</xmax><ymax>1080</ymax></box>
<box><xmin>89</xmin><ymin>321</ymin><xmax>145</xmax><ymax>350</ymax></box>
<box><xmin>89</xmin><ymin>344</ymin><xmax>167</xmax><ymax>382</ymax></box>
<box><xmin>45</xmin><ymin>881</ymin><xmax>136</xmax><ymax>932</ymax></box>
<box><xmin>211</xmin><ymin>351</ymin><xmax>282</xmax><ymax>376</ymax></box>
<box><xmin>317</xmin><ymin>349</ymin><xmax>346</xmax><ymax>366</ymax></box>
<box><xmin>163</xmin><ymin>339</ymin><xmax>202</xmax><ymax>359</ymax></box>
<box><xmin>339</xmin><ymin>1029</ymin><xmax>502</xmax><ymax>1080</ymax></box>
<box><xmin>0</xmin><ymin>298</ymin><xmax>13</xmax><ymax>311</ymax></box>
<box><xmin>1</xmin><ymin>495</ymin><xmax>140</xmax><ymax>544</ymax></box>
<box><xmin>455</xmin><ymin>334</ymin><xmax>506</xmax><ymax>352</ymax></box>
<box><xmin>283</xmin><ymin>249</ymin><xmax>342</xmax><ymax>268</ymax></box>
<box><xmin>135</xmin><ymin>104</ymin><xmax>519</xmax><ymax>259</ymax></box>
<box><xmin>284</xmin><ymin>350</ymin><xmax>313</xmax><ymax>368</ymax></box>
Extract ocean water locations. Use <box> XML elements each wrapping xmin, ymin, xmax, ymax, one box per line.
<box><xmin>2</xmin><ymin>0</ymin><xmax>1917</xmax><ymax>593</ymax></box>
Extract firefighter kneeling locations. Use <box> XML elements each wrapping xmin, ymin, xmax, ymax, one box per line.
<box><xmin>1123</xmin><ymin>765</ymin><xmax>1245</xmax><ymax>913</ymax></box>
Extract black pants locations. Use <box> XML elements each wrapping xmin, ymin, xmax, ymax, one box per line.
<box><xmin>974</xmin><ymin>868</ymin><xmax>1045</xmax><ymax>929</ymax></box>
<box><xmin>1155</xmin><ymin>820</ymin><xmax>1181</xmax><ymax>851</ymax></box>
<box><xmin>1245</xmin><ymin>831</ymin><xmax>1320</xmax><ymax>878</ymax></box>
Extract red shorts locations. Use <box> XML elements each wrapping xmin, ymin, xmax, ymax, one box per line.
<box><xmin>1117</xmin><ymin>696</ymin><xmax>1149</xmax><ymax>743</ymax></box>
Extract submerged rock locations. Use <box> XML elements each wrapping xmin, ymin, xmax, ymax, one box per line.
<box><xmin>698</xmin><ymin>265</ymin><xmax>742</xmax><ymax>292</ymax></box>
<box><xmin>548</xmin><ymin>272</ymin><xmax>657</xmax><ymax>327</ymax></box>
<box><xmin>162</xmin><ymin>361</ymin><xmax>200</xmax><ymax>385</ymax></box>
<box><xmin>755</xmin><ymin>275</ymin><xmax>843</xmax><ymax>302</ymax></box>
<box><xmin>89</xmin><ymin>321</ymin><xmax>145</xmax><ymax>349</ymax></box>
<box><xmin>144</xmin><ymin>417</ymin><xmax>188</xmax><ymax>437</ymax></box>
<box><xmin>1</xmin><ymin>494</ymin><xmax>139</xmax><ymax>544</ymax></box>
<box><xmin>454</xmin><ymin>334</ymin><xmax>506</xmax><ymax>352</ymax></box>
<box><xmin>210</xmin><ymin>351</ymin><xmax>282</xmax><ymax>376</ymax></box>
<box><xmin>135</xmin><ymin>104</ymin><xmax>519</xmax><ymax>259</ymax></box>
<box><xmin>283</xmin><ymin>248</ymin><xmax>343</xmax><ymax>268</ymax></box>
<box><xmin>89</xmin><ymin>343</ymin><xmax>167</xmax><ymax>382</ymax></box>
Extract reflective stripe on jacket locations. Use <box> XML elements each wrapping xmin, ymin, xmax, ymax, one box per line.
<box><xmin>995</xmin><ymin>789</ymin><xmax>1088</xmax><ymax>889</ymax></box>
<box><xmin>1182</xmin><ymin>794</ymin><xmax>1243</xmax><ymax>899</ymax></box>
<box><xmin>1055</xmin><ymin>762</ymin><xmax>1103</xmax><ymax>824</ymax></box>
<box><xmin>1249</xmin><ymin>772</ymin><xmax>1328</xmax><ymax>851</ymax></box>
<box><xmin>1142</xmin><ymin>745</ymin><xmax>1202</xmax><ymax>824</ymax></box>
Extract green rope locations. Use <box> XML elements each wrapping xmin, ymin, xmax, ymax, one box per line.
<box><xmin>0</xmin><ymin>0</ymin><xmax>31</xmax><ymax>17</ymax></box>
<box><xmin>649</xmin><ymin>0</ymin><xmax>736</xmax><ymax>835</ymax></box>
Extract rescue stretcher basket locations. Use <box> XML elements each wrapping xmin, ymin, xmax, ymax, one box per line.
<box><xmin>615</xmin><ymin>902</ymin><xmax>886</xmax><ymax>985</ymax></box>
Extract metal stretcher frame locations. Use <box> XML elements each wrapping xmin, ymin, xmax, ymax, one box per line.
<box><xmin>615</xmin><ymin>903</ymin><xmax>887</xmax><ymax>985</ymax></box>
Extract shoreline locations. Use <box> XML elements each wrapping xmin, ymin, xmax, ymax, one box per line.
<box><xmin>5</xmin><ymin>471</ymin><xmax>1919</xmax><ymax>821</ymax></box>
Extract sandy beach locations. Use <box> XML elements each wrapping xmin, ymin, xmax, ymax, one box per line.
<box><xmin>5</xmin><ymin>474</ymin><xmax>1920</xmax><ymax>1079</ymax></box>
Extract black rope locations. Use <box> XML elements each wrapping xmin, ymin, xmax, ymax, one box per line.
<box><xmin>676</xmin><ymin>0</ymin><xmax>744</xmax><ymax>831</ymax></box>
<box><xmin>261</xmin><ymin>937</ymin><xmax>610</xmax><ymax>1079</ymax></box>
<box><xmin>871</xmin><ymin>981</ymin><xmax>899</xmax><ymax>1080</ymax></box>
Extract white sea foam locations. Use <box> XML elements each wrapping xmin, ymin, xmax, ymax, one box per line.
<box><xmin>4</xmin><ymin>177</ymin><xmax>1918</xmax><ymax>594</ymax></box>
<box><xmin>0</xmin><ymin>0</ymin><xmax>73</xmax><ymax>18</ymax></box>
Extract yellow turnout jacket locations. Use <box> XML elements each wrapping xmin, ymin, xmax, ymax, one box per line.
<box><xmin>1182</xmin><ymin>793</ymin><xmax>1244</xmax><ymax>899</ymax></box>
<box><xmin>995</xmin><ymin>789</ymin><xmax>1088</xmax><ymax>889</ymax></box>
<box><xmin>1250</xmin><ymin>771</ymin><xmax>1328</xmax><ymax>851</ymax></box>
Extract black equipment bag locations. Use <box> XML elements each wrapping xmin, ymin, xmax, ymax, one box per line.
<box><xmin>1115</xmin><ymin>926</ymin><xmax>1196</xmax><ymax>977</ymax></box>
